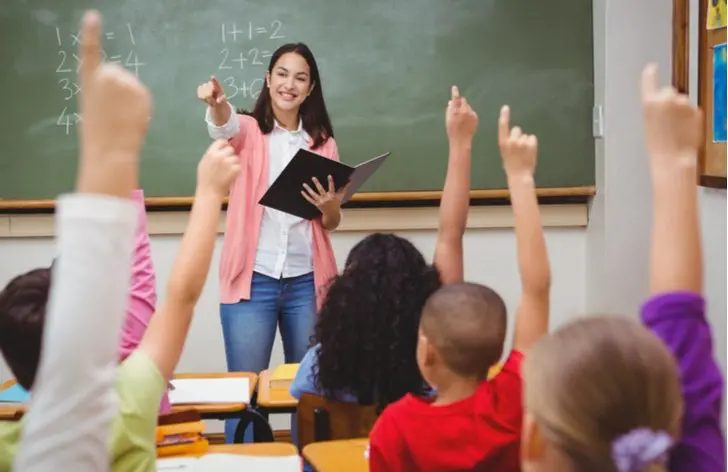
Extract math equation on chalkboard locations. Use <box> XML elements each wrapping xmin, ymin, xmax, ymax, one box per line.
<box><xmin>217</xmin><ymin>20</ymin><xmax>287</xmax><ymax>102</ymax></box>
<box><xmin>53</xmin><ymin>23</ymin><xmax>144</xmax><ymax>135</ymax></box>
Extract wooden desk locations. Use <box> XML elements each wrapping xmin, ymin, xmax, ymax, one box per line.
<box><xmin>175</xmin><ymin>442</ymin><xmax>299</xmax><ymax>457</ymax></box>
<box><xmin>0</xmin><ymin>379</ymin><xmax>24</xmax><ymax>421</ymax></box>
<box><xmin>171</xmin><ymin>372</ymin><xmax>258</xmax><ymax>415</ymax></box>
<box><xmin>303</xmin><ymin>438</ymin><xmax>369</xmax><ymax>472</ymax></box>
<box><xmin>171</xmin><ymin>372</ymin><xmax>271</xmax><ymax>443</ymax></box>
<box><xmin>256</xmin><ymin>369</ymin><xmax>297</xmax><ymax>410</ymax></box>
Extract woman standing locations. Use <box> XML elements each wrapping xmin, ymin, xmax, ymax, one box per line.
<box><xmin>197</xmin><ymin>42</ymin><xmax>344</xmax><ymax>443</ymax></box>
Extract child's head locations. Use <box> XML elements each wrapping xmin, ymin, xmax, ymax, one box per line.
<box><xmin>0</xmin><ymin>267</ymin><xmax>52</xmax><ymax>390</ymax></box>
<box><xmin>521</xmin><ymin>316</ymin><xmax>682</xmax><ymax>472</ymax></box>
<box><xmin>314</xmin><ymin>233</ymin><xmax>441</xmax><ymax>411</ymax></box>
<box><xmin>417</xmin><ymin>283</ymin><xmax>507</xmax><ymax>387</ymax></box>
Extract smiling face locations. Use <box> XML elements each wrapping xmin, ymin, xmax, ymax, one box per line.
<box><xmin>266</xmin><ymin>52</ymin><xmax>314</xmax><ymax>115</ymax></box>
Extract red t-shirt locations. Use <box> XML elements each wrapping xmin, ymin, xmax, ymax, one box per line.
<box><xmin>368</xmin><ymin>351</ymin><xmax>524</xmax><ymax>472</ymax></box>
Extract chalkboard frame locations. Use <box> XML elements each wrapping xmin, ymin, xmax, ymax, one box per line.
<box><xmin>0</xmin><ymin>186</ymin><xmax>595</xmax><ymax>213</ymax></box>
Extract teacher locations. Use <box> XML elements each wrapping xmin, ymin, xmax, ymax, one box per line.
<box><xmin>197</xmin><ymin>42</ymin><xmax>343</xmax><ymax>443</ymax></box>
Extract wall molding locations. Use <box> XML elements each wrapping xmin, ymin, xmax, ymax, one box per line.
<box><xmin>0</xmin><ymin>203</ymin><xmax>587</xmax><ymax>239</ymax></box>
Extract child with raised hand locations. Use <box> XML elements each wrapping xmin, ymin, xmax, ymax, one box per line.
<box><xmin>289</xmin><ymin>85</ymin><xmax>473</xmax><ymax>417</ymax></box>
<box><xmin>0</xmin><ymin>11</ymin><xmax>241</xmax><ymax>472</ymax></box>
<box><xmin>517</xmin><ymin>64</ymin><xmax>724</xmax><ymax>472</ymax></box>
<box><xmin>368</xmin><ymin>105</ymin><xmax>551</xmax><ymax>472</ymax></box>
<box><xmin>638</xmin><ymin>64</ymin><xmax>725</xmax><ymax>471</ymax></box>
<box><xmin>8</xmin><ymin>9</ymin><xmax>152</xmax><ymax>471</ymax></box>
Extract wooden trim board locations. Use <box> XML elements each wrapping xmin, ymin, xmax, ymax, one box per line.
<box><xmin>677</xmin><ymin>0</ymin><xmax>728</xmax><ymax>187</ymax></box>
<box><xmin>0</xmin><ymin>187</ymin><xmax>595</xmax><ymax>211</ymax></box>
<box><xmin>0</xmin><ymin>203</ymin><xmax>588</xmax><ymax>238</ymax></box>
<box><xmin>697</xmin><ymin>0</ymin><xmax>727</xmax><ymax>186</ymax></box>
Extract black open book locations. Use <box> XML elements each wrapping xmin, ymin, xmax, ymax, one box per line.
<box><xmin>259</xmin><ymin>149</ymin><xmax>390</xmax><ymax>220</ymax></box>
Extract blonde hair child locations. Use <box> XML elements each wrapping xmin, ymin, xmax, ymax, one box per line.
<box><xmin>520</xmin><ymin>64</ymin><xmax>725</xmax><ymax>472</ymax></box>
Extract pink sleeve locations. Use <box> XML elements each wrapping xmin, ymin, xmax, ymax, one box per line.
<box><xmin>329</xmin><ymin>138</ymin><xmax>340</xmax><ymax>162</ymax></box>
<box><xmin>228</xmin><ymin>114</ymin><xmax>249</xmax><ymax>155</ymax></box>
<box><xmin>118</xmin><ymin>189</ymin><xmax>157</xmax><ymax>360</ymax></box>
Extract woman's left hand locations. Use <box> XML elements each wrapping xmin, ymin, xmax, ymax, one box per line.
<box><xmin>301</xmin><ymin>175</ymin><xmax>348</xmax><ymax>219</ymax></box>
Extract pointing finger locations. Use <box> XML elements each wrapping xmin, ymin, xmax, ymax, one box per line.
<box><xmin>451</xmin><ymin>85</ymin><xmax>460</xmax><ymax>100</ymax></box>
<box><xmin>211</xmin><ymin>76</ymin><xmax>223</xmax><ymax>93</ymax></box>
<box><xmin>641</xmin><ymin>63</ymin><xmax>659</xmax><ymax>100</ymax></box>
<box><xmin>498</xmin><ymin>106</ymin><xmax>510</xmax><ymax>144</ymax></box>
<box><xmin>79</xmin><ymin>10</ymin><xmax>102</xmax><ymax>96</ymax></box>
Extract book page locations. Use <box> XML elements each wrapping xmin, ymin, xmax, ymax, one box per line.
<box><xmin>169</xmin><ymin>378</ymin><xmax>250</xmax><ymax>405</ymax></box>
<box><xmin>156</xmin><ymin>454</ymin><xmax>301</xmax><ymax>471</ymax></box>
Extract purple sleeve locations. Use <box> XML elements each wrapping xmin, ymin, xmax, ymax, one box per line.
<box><xmin>641</xmin><ymin>292</ymin><xmax>726</xmax><ymax>472</ymax></box>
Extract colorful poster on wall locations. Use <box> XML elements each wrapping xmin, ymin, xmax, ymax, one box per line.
<box><xmin>712</xmin><ymin>43</ymin><xmax>726</xmax><ymax>143</ymax></box>
<box><xmin>708</xmin><ymin>0</ymin><xmax>727</xmax><ymax>29</ymax></box>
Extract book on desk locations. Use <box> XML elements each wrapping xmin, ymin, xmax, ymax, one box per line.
<box><xmin>168</xmin><ymin>378</ymin><xmax>250</xmax><ymax>405</ymax></box>
<box><xmin>269</xmin><ymin>363</ymin><xmax>300</xmax><ymax>390</ymax></box>
<box><xmin>157</xmin><ymin>453</ymin><xmax>302</xmax><ymax>471</ymax></box>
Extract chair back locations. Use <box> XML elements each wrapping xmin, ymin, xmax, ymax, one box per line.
<box><xmin>297</xmin><ymin>394</ymin><xmax>377</xmax><ymax>450</ymax></box>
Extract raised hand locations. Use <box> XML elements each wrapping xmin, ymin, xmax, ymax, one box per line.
<box><xmin>641</xmin><ymin>64</ymin><xmax>703</xmax><ymax>167</ymax></box>
<box><xmin>498</xmin><ymin>106</ymin><xmax>538</xmax><ymax>179</ymax></box>
<box><xmin>197</xmin><ymin>76</ymin><xmax>228</xmax><ymax>108</ymax></box>
<box><xmin>196</xmin><ymin>140</ymin><xmax>240</xmax><ymax>198</ymax></box>
<box><xmin>76</xmin><ymin>10</ymin><xmax>152</xmax><ymax>196</ymax></box>
<box><xmin>445</xmin><ymin>86</ymin><xmax>478</xmax><ymax>144</ymax></box>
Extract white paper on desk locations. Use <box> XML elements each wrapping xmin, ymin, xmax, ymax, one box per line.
<box><xmin>168</xmin><ymin>378</ymin><xmax>250</xmax><ymax>404</ymax></box>
<box><xmin>156</xmin><ymin>454</ymin><xmax>301</xmax><ymax>471</ymax></box>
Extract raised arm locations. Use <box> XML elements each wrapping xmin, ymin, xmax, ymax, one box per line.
<box><xmin>639</xmin><ymin>64</ymin><xmax>725</xmax><ymax>471</ymax></box>
<box><xmin>198</xmin><ymin>76</ymin><xmax>239</xmax><ymax>140</ymax></box>
<box><xmin>15</xmin><ymin>10</ymin><xmax>151</xmax><ymax>472</ymax></box>
<box><xmin>118</xmin><ymin>188</ymin><xmax>157</xmax><ymax>360</ymax></box>
<box><xmin>137</xmin><ymin>140</ymin><xmax>239</xmax><ymax>381</ymax></box>
<box><xmin>433</xmin><ymin>86</ymin><xmax>477</xmax><ymax>284</ymax></box>
<box><xmin>498</xmin><ymin>106</ymin><xmax>551</xmax><ymax>353</ymax></box>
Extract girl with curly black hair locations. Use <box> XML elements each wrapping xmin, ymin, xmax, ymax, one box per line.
<box><xmin>290</xmin><ymin>85</ymin><xmax>477</xmax><ymax>413</ymax></box>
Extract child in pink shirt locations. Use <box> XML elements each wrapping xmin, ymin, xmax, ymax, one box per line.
<box><xmin>120</xmin><ymin>189</ymin><xmax>168</xmax><ymax>413</ymax></box>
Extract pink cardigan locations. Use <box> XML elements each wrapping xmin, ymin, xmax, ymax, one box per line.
<box><xmin>219</xmin><ymin>114</ymin><xmax>339</xmax><ymax>309</ymax></box>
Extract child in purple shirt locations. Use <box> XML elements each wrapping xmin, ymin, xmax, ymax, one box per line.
<box><xmin>519</xmin><ymin>65</ymin><xmax>725</xmax><ymax>472</ymax></box>
<box><xmin>637</xmin><ymin>63</ymin><xmax>725</xmax><ymax>471</ymax></box>
<box><xmin>641</xmin><ymin>294</ymin><xmax>725</xmax><ymax>471</ymax></box>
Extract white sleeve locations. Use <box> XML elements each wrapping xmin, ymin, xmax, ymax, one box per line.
<box><xmin>14</xmin><ymin>194</ymin><xmax>137</xmax><ymax>472</ymax></box>
<box><xmin>205</xmin><ymin>102</ymin><xmax>240</xmax><ymax>140</ymax></box>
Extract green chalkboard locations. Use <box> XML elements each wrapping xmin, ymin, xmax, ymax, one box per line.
<box><xmin>0</xmin><ymin>0</ymin><xmax>594</xmax><ymax>202</ymax></box>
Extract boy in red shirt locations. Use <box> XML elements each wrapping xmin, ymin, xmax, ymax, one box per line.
<box><xmin>369</xmin><ymin>105</ymin><xmax>551</xmax><ymax>472</ymax></box>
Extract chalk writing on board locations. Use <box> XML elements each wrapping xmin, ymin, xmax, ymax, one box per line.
<box><xmin>219</xmin><ymin>48</ymin><xmax>268</xmax><ymax>70</ymax></box>
<box><xmin>54</xmin><ymin>23</ymin><xmax>146</xmax><ymax>134</ymax></box>
<box><xmin>220</xmin><ymin>20</ymin><xmax>286</xmax><ymax>43</ymax></box>
<box><xmin>216</xmin><ymin>20</ymin><xmax>286</xmax><ymax>106</ymax></box>
<box><xmin>223</xmin><ymin>77</ymin><xmax>264</xmax><ymax>100</ymax></box>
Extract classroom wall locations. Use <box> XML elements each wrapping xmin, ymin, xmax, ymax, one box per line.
<box><xmin>587</xmin><ymin>0</ymin><xmax>726</xmax><ymax>376</ymax></box>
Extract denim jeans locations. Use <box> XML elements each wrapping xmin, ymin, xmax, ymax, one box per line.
<box><xmin>219</xmin><ymin>271</ymin><xmax>315</xmax><ymax>443</ymax></box>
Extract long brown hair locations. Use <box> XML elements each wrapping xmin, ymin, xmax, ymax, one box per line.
<box><xmin>239</xmin><ymin>42</ymin><xmax>334</xmax><ymax>150</ymax></box>
<box><xmin>523</xmin><ymin>316</ymin><xmax>683</xmax><ymax>472</ymax></box>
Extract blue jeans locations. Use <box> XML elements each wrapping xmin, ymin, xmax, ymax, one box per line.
<box><xmin>220</xmin><ymin>271</ymin><xmax>315</xmax><ymax>443</ymax></box>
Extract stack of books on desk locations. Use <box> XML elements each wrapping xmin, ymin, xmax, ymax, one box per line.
<box><xmin>269</xmin><ymin>363</ymin><xmax>300</xmax><ymax>391</ymax></box>
<box><xmin>156</xmin><ymin>409</ymin><xmax>209</xmax><ymax>457</ymax></box>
